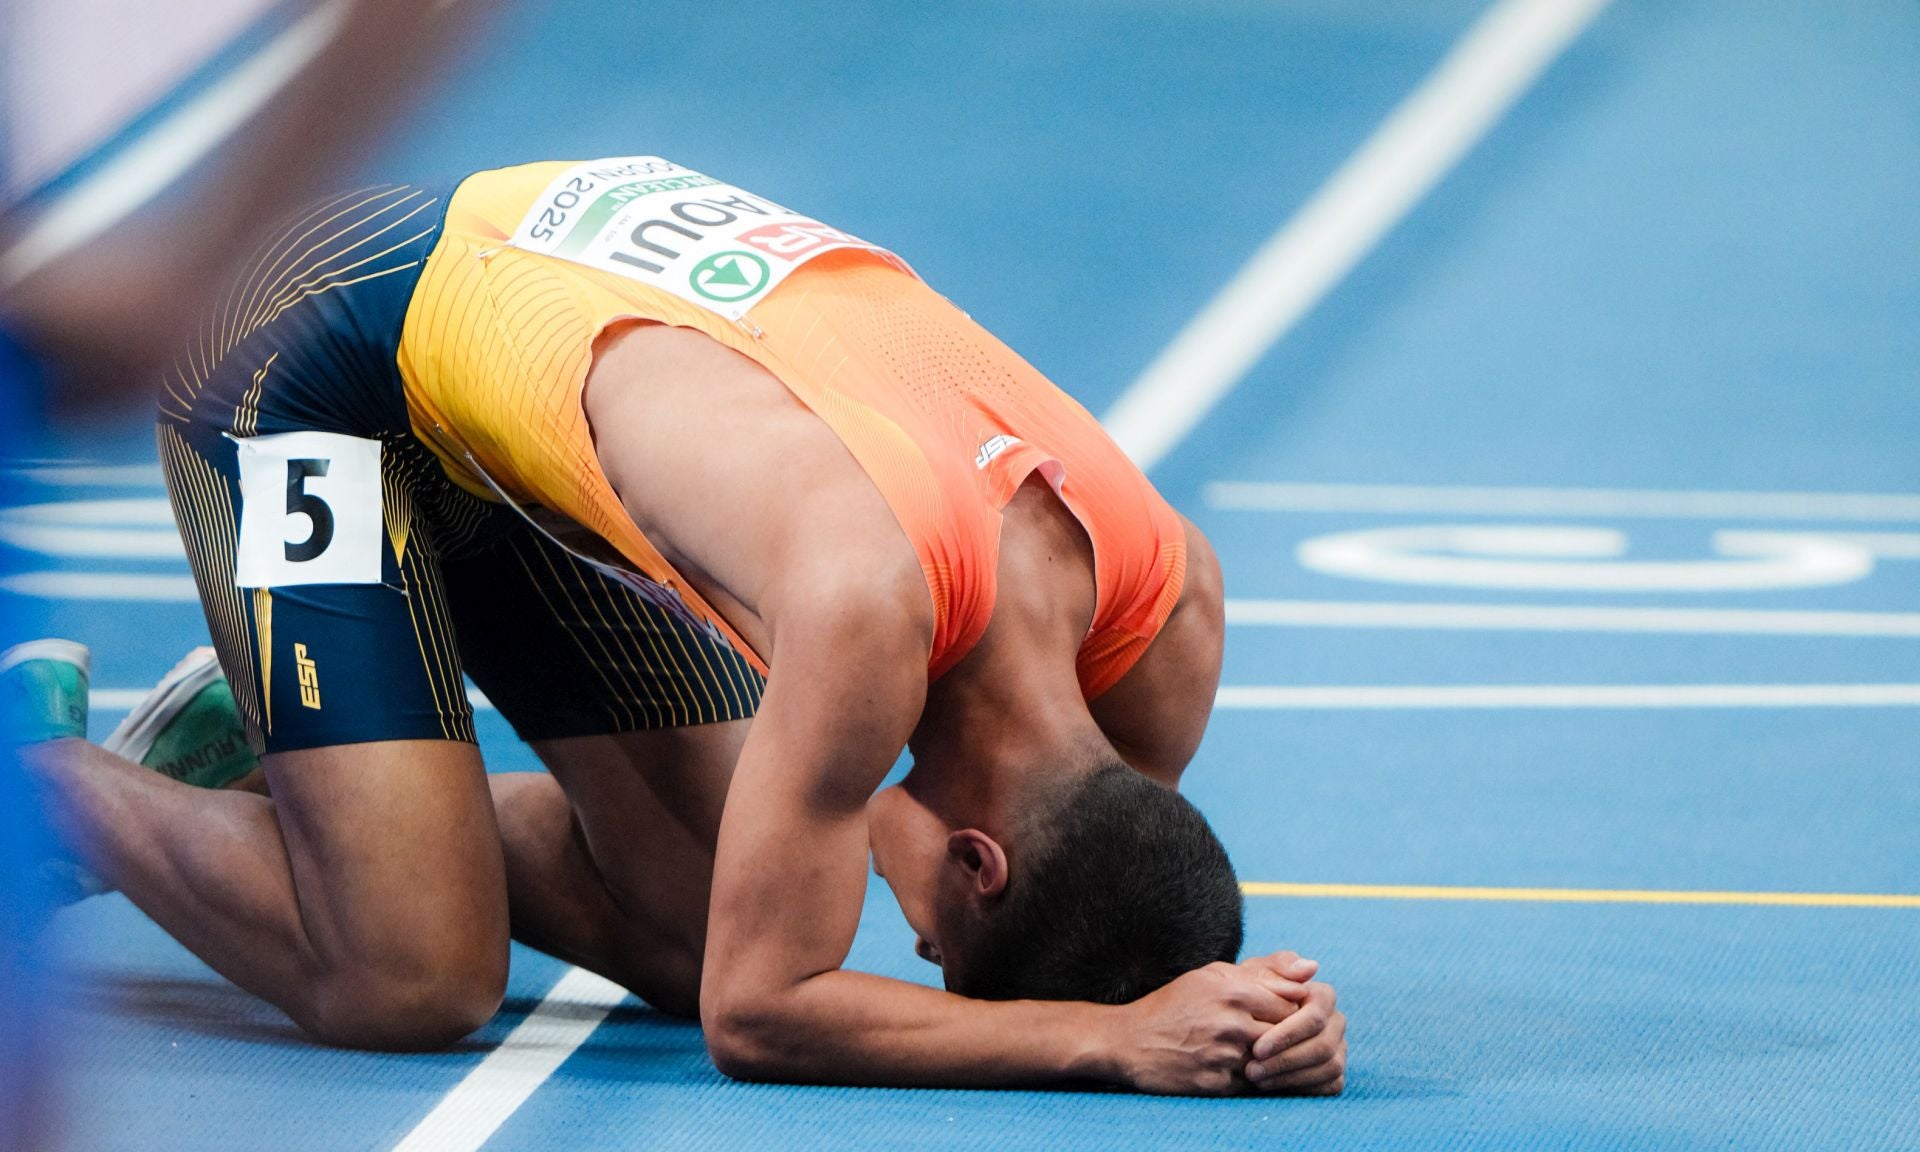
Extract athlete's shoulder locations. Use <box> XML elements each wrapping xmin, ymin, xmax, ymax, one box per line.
<box><xmin>443</xmin><ymin>161</ymin><xmax>578</xmax><ymax>239</ymax></box>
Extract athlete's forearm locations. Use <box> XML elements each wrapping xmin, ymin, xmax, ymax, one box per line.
<box><xmin>703</xmin><ymin>967</ymin><xmax>1123</xmax><ymax>1088</ymax></box>
<box><xmin>696</xmin><ymin>591</ymin><xmax>1129</xmax><ymax>1087</ymax></box>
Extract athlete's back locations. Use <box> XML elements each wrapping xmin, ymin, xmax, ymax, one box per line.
<box><xmin>399</xmin><ymin>157</ymin><xmax>1189</xmax><ymax>695</ymax></box>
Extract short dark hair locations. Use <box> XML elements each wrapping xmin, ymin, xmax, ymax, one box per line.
<box><xmin>949</xmin><ymin>761</ymin><xmax>1243</xmax><ymax>1004</ymax></box>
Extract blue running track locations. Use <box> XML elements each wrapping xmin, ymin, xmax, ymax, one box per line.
<box><xmin>10</xmin><ymin>1</ymin><xmax>1919</xmax><ymax>1148</ymax></box>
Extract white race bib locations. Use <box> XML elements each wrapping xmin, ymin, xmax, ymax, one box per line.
<box><xmin>233</xmin><ymin>432</ymin><xmax>383</xmax><ymax>588</ymax></box>
<box><xmin>507</xmin><ymin>156</ymin><xmax>911</xmax><ymax>321</ymax></box>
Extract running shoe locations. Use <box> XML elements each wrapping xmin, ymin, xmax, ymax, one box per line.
<box><xmin>2</xmin><ymin>639</ymin><xmax>99</xmax><ymax>902</ymax></box>
<box><xmin>103</xmin><ymin>647</ymin><xmax>257</xmax><ymax>790</ymax></box>
<box><xmin>1</xmin><ymin>638</ymin><xmax>91</xmax><ymax>746</ymax></box>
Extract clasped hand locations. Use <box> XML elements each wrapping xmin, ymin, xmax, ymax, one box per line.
<box><xmin>1116</xmin><ymin>950</ymin><xmax>1346</xmax><ymax>1096</ymax></box>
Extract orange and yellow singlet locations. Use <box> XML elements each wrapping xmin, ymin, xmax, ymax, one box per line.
<box><xmin>397</xmin><ymin>158</ymin><xmax>1186</xmax><ymax>697</ymax></box>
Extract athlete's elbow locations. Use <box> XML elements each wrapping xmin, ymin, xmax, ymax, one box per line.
<box><xmin>701</xmin><ymin>997</ymin><xmax>785</xmax><ymax>1081</ymax></box>
<box><xmin>704</xmin><ymin>1028</ymin><xmax>767</xmax><ymax>1082</ymax></box>
<box><xmin>702</xmin><ymin>974</ymin><xmax>825</xmax><ymax>1082</ymax></box>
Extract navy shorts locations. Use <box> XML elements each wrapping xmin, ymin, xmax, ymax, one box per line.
<box><xmin>157</xmin><ymin>183</ymin><xmax>763</xmax><ymax>753</ymax></box>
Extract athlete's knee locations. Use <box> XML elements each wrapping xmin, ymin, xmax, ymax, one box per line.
<box><xmin>302</xmin><ymin>945</ymin><xmax>507</xmax><ymax>1050</ymax></box>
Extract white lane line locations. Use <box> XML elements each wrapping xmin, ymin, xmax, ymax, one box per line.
<box><xmin>0</xmin><ymin>532</ymin><xmax>185</xmax><ymax>563</ymax></box>
<box><xmin>390</xmin><ymin>968</ymin><xmax>628</xmax><ymax>1152</ymax></box>
<box><xmin>1206</xmin><ymin>481</ymin><xmax>1920</xmax><ymax>522</ymax></box>
<box><xmin>90</xmin><ymin>690</ymin><xmax>158</xmax><ymax>712</ymax></box>
<box><xmin>1</xmin><ymin>499</ymin><xmax>174</xmax><ymax>524</ymax></box>
<box><xmin>0</xmin><ymin>498</ymin><xmax>185</xmax><ymax>560</ymax></box>
<box><xmin>1101</xmin><ymin>0</ymin><xmax>1611</xmax><ymax>470</ymax></box>
<box><xmin>2</xmin><ymin>573</ymin><xmax>198</xmax><ymax>601</ymax></box>
<box><xmin>1215</xmin><ymin>683</ymin><xmax>1920</xmax><ymax>710</ymax></box>
<box><xmin>1840</xmin><ymin>533</ymin><xmax>1920</xmax><ymax>558</ymax></box>
<box><xmin>1</xmin><ymin>464</ymin><xmax>165</xmax><ymax>487</ymax></box>
<box><xmin>0</xmin><ymin>0</ymin><xmax>350</xmax><ymax>287</ymax></box>
<box><xmin>0</xmin><ymin>529</ymin><xmax>185</xmax><ymax>560</ymax></box>
<box><xmin>1225</xmin><ymin>599</ymin><xmax>1920</xmax><ymax>637</ymax></box>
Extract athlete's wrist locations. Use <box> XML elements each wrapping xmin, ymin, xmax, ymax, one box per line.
<box><xmin>1062</xmin><ymin>1001</ymin><xmax>1132</xmax><ymax>1085</ymax></box>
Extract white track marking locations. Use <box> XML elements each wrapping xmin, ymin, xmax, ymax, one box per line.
<box><xmin>91</xmin><ymin>690</ymin><xmax>157</xmax><ymax>712</ymax></box>
<box><xmin>1101</xmin><ymin>0</ymin><xmax>1611</xmax><ymax>470</ymax></box>
<box><xmin>0</xmin><ymin>0</ymin><xmax>349</xmax><ymax>287</ymax></box>
<box><xmin>1215</xmin><ymin>683</ymin><xmax>1920</xmax><ymax>710</ymax></box>
<box><xmin>0</xmin><ymin>530</ymin><xmax>184</xmax><ymax>560</ymax></box>
<box><xmin>1</xmin><ymin>499</ymin><xmax>173</xmax><ymax>525</ymax></box>
<box><xmin>2</xmin><ymin>572</ymin><xmax>198</xmax><ymax>601</ymax></box>
<box><xmin>1</xmin><ymin>464</ymin><xmax>165</xmax><ymax>487</ymax></box>
<box><xmin>1225</xmin><ymin>599</ymin><xmax>1920</xmax><ymax>637</ymax></box>
<box><xmin>1294</xmin><ymin>525</ymin><xmax>1881</xmax><ymax>592</ymax></box>
<box><xmin>389</xmin><ymin>968</ymin><xmax>628</xmax><ymax>1152</ymax></box>
<box><xmin>0</xmin><ymin>499</ymin><xmax>184</xmax><ymax>559</ymax></box>
<box><xmin>1837</xmin><ymin>533</ymin><xmax>1920</xmax><ymax>558</ymax></box>
<box><xmin>1207</xmin><ymin>481</ymin><xmax>1920</xmax><ymax>522</ymax></box>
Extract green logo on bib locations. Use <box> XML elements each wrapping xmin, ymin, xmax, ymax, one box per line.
<box><xmin>690</xmin><ymin>251</ymin><xmax>771</xmax><ymax>303</ymax></box>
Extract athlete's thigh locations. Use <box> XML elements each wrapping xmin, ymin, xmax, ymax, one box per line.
<box><xmin>158</xmin><ymin>181</ymin><xmax>479</xmax><ymax>753</ymax></box>
<box><xmin>155</xmin><ymin>183</ymin><xmax>506</xmax><ymax>962</ymax></box>
<box><xmin>435</xmin><ymin>449</ymin><xmax>766</xmax><ymax>954</ymax></box>
<box><xmin>161</xmin><ymin>414</ymin><xmax>509</xmax><ymax>970</ymax></box>
<box><xmin>265</xmin><ymin>739</ymin><xmax>505</xmax><ymax>974</ymax></box>
<box><xmin>161</xmin><ymin>408</ymin><xmax>506</xmax><ymax>966</ymax></box>
<box><xmin>532</xmin><ymin>721</ymin><xmax>748</xmax><ymax>954</ymax></box>
<box><xmin>442</xmin><ymin>526</ymin><xmax>764</xmax><ymax>744</ymax></box>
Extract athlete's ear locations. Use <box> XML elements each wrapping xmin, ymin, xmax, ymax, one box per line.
<box><xmin>945</xmin><ymin>828</ymin><xmax>1009</xmax><ymax>899</ymax></box>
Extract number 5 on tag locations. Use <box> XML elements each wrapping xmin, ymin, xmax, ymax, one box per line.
<box><xmin>234</xmin><ymin>431</ymin><xmax>383</xmax><ymax>588</ymax></box>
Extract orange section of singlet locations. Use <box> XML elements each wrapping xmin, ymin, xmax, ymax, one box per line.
<box><xmin>396</xmin><ymin>162</ymin><xmax>1186</xmax><ymax>695</ymax></box>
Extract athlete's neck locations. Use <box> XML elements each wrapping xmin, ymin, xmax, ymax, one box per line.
<box><xmin>905</xmin><ymin>477</ymin><xmax>1106</xmax><ymax>832</ymax></box>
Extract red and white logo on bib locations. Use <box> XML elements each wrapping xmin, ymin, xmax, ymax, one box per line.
<box><xmin>737</xmin><ymin>221</ymin><xmax>863</xmax><ymax>261</ymax></box>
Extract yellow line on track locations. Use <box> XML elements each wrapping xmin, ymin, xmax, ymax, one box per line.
<box><xmin>1242</xmin><ymin>881</ymin><xmax>1920</xmax><ymax>908</ymax></box>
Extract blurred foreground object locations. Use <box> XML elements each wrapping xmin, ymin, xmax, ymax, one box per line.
<box><xmin>0</xmin><ymin>3</ymin><xmax>494</xmax><ymax>1146</ymax></box>
<box><xmin>0</xmin><ymin>0</ymin><xmax>497</xmax><ymax>411</ymax></box>
<box><xmin>0</xmin><ymin>329</ymin><xmax>53</xmax><ymax>1152</ymax></box>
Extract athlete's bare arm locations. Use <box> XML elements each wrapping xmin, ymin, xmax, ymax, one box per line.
<box><xmin>1085</xmin><ymin>523</ymin><xmax>1349</xmax><ymax>1094</ymax></box>
<box><xmin>490</xmin><ymin>721</ymin><xmax>748</xmax><ymax>1019</ymax></box>
<box><xmin>692</xmin><ymin>549</ymin><xmax>1297</xmax><ymax>1091</ymax></box>
<box><xmin>584</xmin><ymin>325</ymin><xmax>1302</xmax><ymax>1091</ymax></box>
<box><xmin>1087</xmin><ymin>517</ymin><xmax>1225</xmax><ymax>787</ymax></box>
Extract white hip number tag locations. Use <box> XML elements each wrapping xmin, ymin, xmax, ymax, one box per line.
<box><xmin>233</xmin><ymin>431</ymin><xmax>383</xmax><ymax>588</ymax></box>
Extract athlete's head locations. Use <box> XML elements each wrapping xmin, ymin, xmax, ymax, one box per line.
<box><xmin>868</xmin><ymin>757</ymin><xmax>1243</xmax><ymax>1004</ymax></box>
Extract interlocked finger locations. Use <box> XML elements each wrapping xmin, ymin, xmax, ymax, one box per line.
<box><xmin>1253</xmin><ymin>1058</ymin><xmax>1346</xmax><ymax>1093</ymax></box>
<box><xmin>1250</xmin><ymin>1006</ymin><xmax>1328</xmax><ymax>1061</ymax></box>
